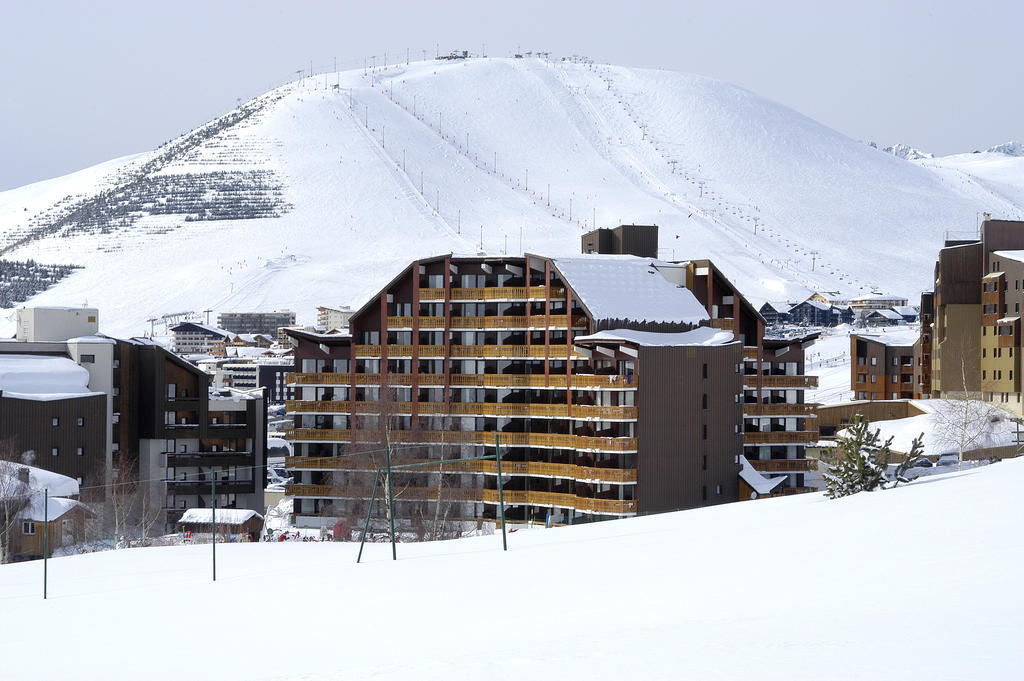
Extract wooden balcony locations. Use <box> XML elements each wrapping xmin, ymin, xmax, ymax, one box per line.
<box><xmin>710</xmin><ymin>318</ymin><xmax>735</xmax><ymax>331</ymax></box>
<box><xmin>349</xmin><ymin>372</ymin><xmax>637</xmax><ymax>389</ymax></box>
<box><xmin>752</xmin><ymin>375</ymin><xmax>820</xmax><ymax>389</ymax></box>
<box><xmin>354</xmin><ymin>344</ymin><xmax>581</xmax><ymax>359</ymax></box>
<box><xmin>743</xmin><ymin>347</ymin><xmax>759</xmax><ymax>360</ymax></box>
<box><xmin>285</xmin><ymin>456</ymin><xmax>638</xmax><ymax>484</ymax></box>
<box><xmin>286</xmin><ymin>400</ymin><xmax>636</xmax><ymax>420</ymax></box>
<box><xmin>743</xmin><ymin>430</ymin><xmax>818</xmax><ymax>445</ymax></box>
<box><xmin>284</xmin><ymin>483</ymin><xmax>637</xmax><ymax>514</ymax></box>
<box><xmin>743</xmin><ymin>403</ymin><xmax>816</xmax><ymax>416</ymax></box>
<box><xmin>284</xmin><ymin>428</ymin><xmax>638</xmax><ymax>452</ymax></box>
<box><xmin>387</xmin><ymin>315</ymin><xmax>584</xmax><ymax>330</ymax></box>
<box><xmin>748</xmin><ymin>458</ymin><xmax>817</xmax><ymax>472</ymax></box>
<box><xmin>417</xmin><ymin>286</ymin><xmax>566</xmax><ymax>301</ymax></box>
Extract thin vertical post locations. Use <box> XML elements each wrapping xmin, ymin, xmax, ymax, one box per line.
<box><xmin>386</xmin><ymin>444</ymin><xmax>397</xmax><ymax>560</ymax></box>
<box><xmin>43</xmin><ymin>488</ymin><xmax>48</xmax><ymax>599</ymax></box>
<box><xmin>212</xmin><ymin>474</ymin><xmax>217</xmax><ymax>582</ymax></box>
<box><xmin>494</xmin><ymin>435</ymin><xmax>507</xmax><ymax>551</ymax></box>
<box><xmin>356</xmin><ymin>470</ymin><xmax>382</xmax><ymax>563</ymax></box>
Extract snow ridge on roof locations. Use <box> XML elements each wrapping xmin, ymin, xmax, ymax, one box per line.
<box><xmin>0</xmin><ymin>354</ymin><xmax>103</xmax><ymax>401</ymax></box>
<box><xmin>574</xmin><ymin>327</ymin><xmax>735</xmax><ymax>347</ymax></box>
<box><xmin>177</xmin><ymin>508</ymin><xmax>263</xmax><ymax>525</ymax></box>
<box><xmin>550</xmin><ymin>255</ymin><xmax>709</xmax><ymax>326</ymax></box>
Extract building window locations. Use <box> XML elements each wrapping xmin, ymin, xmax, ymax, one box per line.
<box><xmin>51</xmin><ymin>447</ymin><xmax>58</xmax><ymax>457</ymax></box>
<box><xmin>76</xmin><ymin>447</ymin><xmax>83</xmax><ymax>456</ymax></box>
<box><xmin>702</xmin><ymin>363</ymin><xmax>708</xmax><ymax>379</ymax></box>
<box><xmin>112</xmin><ymin>387</ymin><xmax>120</xmax><ymax>396</ymax></box>
<box><xmin>702</xmin><ymin>486</ymin><xmax>707</xmax><ymax>501</ymax></box>
<box><xmin>702</xmin><ymin>455</ymin><xmax>707</xmax><ymax>470</ymax></box>
<box><xmin>701</xmin><ymin>394</ymin><xmax>708</xmax><ymax>409</ymax></box>
<box><xmin>76</xmin><ymin>477</ymin><xmax>83</xmax><ymax>485</ymax></box>
<box><xmin>77</xmin><ymin>417</ymin><xmax>84</xmax><ymax>426</ymax></box>
<box><xmin>870</xmin><ymin>376</ymin><xmax>877</xmax><ymax>383</ymax></box>
<box><xmin>702</xmin><ymin>424</ymin><xmax>707</xmax><ymax>440</ymax></box>
<box><xmin>716</xmin><ymin>484</ymin><xmax>722</xmax><ymax>495</ymax></box>
<box><xmin>52</xmin><ymin>417</ymin><xmax>59</xmax><ymax>427</ymax></box>
<box><xmin>22</xmin><ymin>522</ymin><xmax>36</xmax><ymax>535</ymax></box>
<box><xmin>80</xmin><ymin>354</ymin><xmax>95</xmax><ymax>363</ymax></box>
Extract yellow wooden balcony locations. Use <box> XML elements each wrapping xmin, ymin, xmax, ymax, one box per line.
<box><xmin>284</xmin><ymin>428</ymin><xmax>638</xmax><ymax>452</ymax></box>
<box><xmin>743</xmin><ymin>403</ymin><xmax>817</xmax><ymax>416</ymax></box>
<box><xmin>743</xmin><ymin>430</ymin><xmax>818</xmax><ymax>445</ymax></box>
<box><xmin>750</xmin><ymin>375</ymin><xmax>820</xmax><ymax>389</ymax></box>
<box><xmin>417</xmin><ymin>286</ymin><xmax>566</xmax><ymax>301</ymax></box>
<box><xmin>747</xmin><ymin>458</ymin><xmax>818</xmax><ymax>472</ymax></box>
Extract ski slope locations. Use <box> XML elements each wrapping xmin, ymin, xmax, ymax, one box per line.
<box><xmin>1</xmin><ymin>458</ymin><xmax>1020</xmax><ymax>680</ymax></box>
<box><xmin>1</xmin><ymin>57</ymin><xmax>1021</xmax><ymax>337</ymax></box>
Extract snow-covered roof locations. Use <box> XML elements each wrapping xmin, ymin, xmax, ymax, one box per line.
<box><xmin>761</xmin><ymin>301</ymin><xmax>791</xmax><ymax>314</ymax></box>
<box><xmin>0</xmin><ymin>462</ymin><xmax>80</xmax><ymax>498</ymax></box>
<box><xmin>738</xmin><ymin>456</ymin><xmax>788</xmax><ymax>496</ymax></box>
<box><xmin>549</xmin><ymin>255</ymin><xmax>709</xmax><ymax>325</ymax></box>
<box><xmin>866</xmin><ymin>309</ymin><xmax>904</xmax><ymax>320</ymax></box>
<box><xmin>20</xmin><ymin>496</ymin><xmax>88</xmax><ymax>522</ymax></box>
<box><xmin>997</xmin><ymin>316</ymin><xmax>1020</xmax><ymax>324</ymax></box>
<box><xmin>177</xmin><ymin>508</ymin><xmax>263</xmax><ymax>525</ymax></box>
<box><xmin>852</xmin><ymin>292</ymin><xmax>907</xmax><ymax>302</ymax></box>
<box><xmin>170</xmin><ymin>322</ymin><xmax>232</xmax><ymax>338</ymax></box>
<box><xmin>0</xmin><ymin>354</ymin><xmax>104</xmax><ymax>401</ymax></box>
<box><xmin>992</xmin><ymin>250</ymin><xmax>1024</xmax><ymax>265</ymax></box>
<box><xmin>837</xmin><ymin>399</ymin><xmax>1020</xmax><ymax>457</ymax></box>
<box><xmin>573</xmin><ymin>327</ymin><xmax>736</xmax><ymax>347</ymax></box>
<box><xmin>853</xmin><ymin>329</ymin><xmax>920</xmax><ymax>347</ymax></box>
<box><xmin>892</xmin><ymin>306</ymin><xmax>920</xmax><ymax>316</ymax></box>
<box><xmin>794</xmin><ymin>300</ymin><xmax>830</xmax><ymax>311</ymax></box>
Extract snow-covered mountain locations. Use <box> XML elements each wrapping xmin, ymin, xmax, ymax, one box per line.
<box><xmin>880</xmin><ymin>143</ymin><xmax>933</xmax><ymax>160</ymax></box>
<box><xmin>2</xmin><ymin>57</ymin><xmax>1022</xmax><ymax>337</ymax></box>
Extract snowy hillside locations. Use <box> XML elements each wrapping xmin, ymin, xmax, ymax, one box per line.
<box><xmin>1</xmin><ymin>57</ymin><xmax>1022</xmax><ymax>336</ymax></box>
<box><xmin>2</xmin><ymin>459</ymin><xmax>1021</xmax><ymax>680</ymax></box>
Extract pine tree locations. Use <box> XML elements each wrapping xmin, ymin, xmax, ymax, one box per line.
<box><xmin>823</xmin><ymin>415</ymin><xmax>896</xmax><ymax>499</ymax></box>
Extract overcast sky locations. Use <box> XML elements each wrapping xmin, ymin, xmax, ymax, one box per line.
<box><xmin>1</xmin><ymin>0</ymin><xmax>1021</xmax><ymax>191</ymax></box>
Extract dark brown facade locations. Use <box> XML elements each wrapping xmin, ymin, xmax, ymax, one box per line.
<box><xmin>635</xmin><ymin>344</ymin><xmax>743</xmax><ymax>513</ymax></box>
<box><xmin>851</xmin><ymin>334</ymin><xmax>918</xmax><ymax>401</ymax></box>
<box><xmin>581</xmin><ymin>224</ymin><xmax>659</xmax><ymax>258</ymax></box>
<box><xmin>0</xmin><ymin>393</ymin><xmax>106</xmax><ymax>501</ymax></box>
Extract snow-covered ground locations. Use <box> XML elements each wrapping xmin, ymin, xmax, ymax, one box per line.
<box><xmin>2</xmin><ymin>58</ymin><xmax>1021</xmax><ymax>337</ymax></box>
<box><xmin>2</xmin><ymin>459</ymin><xmax>1021</xmax><ymax>680</ymax></box>
<box><xmin>806</xmin><ymin>325</ymin><xmax>856</xmax><ymax>404</ymax></box>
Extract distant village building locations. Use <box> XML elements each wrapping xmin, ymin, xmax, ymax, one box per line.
<box><xmin>788</xmin><ymin>300</ymin><xmax>832</xmax><ymax>326</ymax></box>
<box><xmin>758</xmin><ymin>301</ymin><xmax>791</xmax><ymax>326</ymax></box>
<box><xmin>217</xmin><ymin>311</ymin><xmax>296</xmax><ymax>337</ymax></box>
<box><xmin>863</xmin><ymin>308</ymin><xmax>905</xmax><ymax>327</ymax></box>
<box><xmin>316</xmin><ymin>306</ymin><xmax>354</xmax><ymax>331</ymax></box>
<box><xmin>581</xmin><ymin>224</ymin><xmax>659</xmax><ymax>258</ymax></box>
<box><xmin>850</xmin><ymin>292</ymin><xmax>909</xmax><ymax>311</ymax></box>
<box><xmin>170</xmin><ymin>322</ymin><xmax>232</xmax><ymax>356</ymax></box>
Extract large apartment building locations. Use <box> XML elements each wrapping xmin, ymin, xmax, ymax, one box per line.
<box><xmin>850</xmin><ymin>329</ymin><xmax>921</xmax><ymax>401</ymax></box>
<box><xmin>218</xmin><ymin>311</ymin><xmax>297</xmax><ymax>336</ymax></box>
<box><xmin>2</xmin><ymin>307</ymin><xmax>266</xmax><ymax>531</ymax></box>
<box><xmin>928</xmin><ymin>217</ymin><xmax>1024</xmax><ymax>415</ymax></box>
<box><xmin>283</xmin><ymin>231</ymin><xmax>819</xmax><ymax>529</ymax></box>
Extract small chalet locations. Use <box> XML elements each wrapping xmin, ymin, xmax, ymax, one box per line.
<box><xmin>863</xmin><ymin>308</ymin><xmax>904</xmax><ymax>327</ymax></box>
<box><xmin>759</xmin><ymin>301</ymin><xmax>791</xmax><ymax>326</ymax></box>
<box><xmin>1</xmin><ymin>464</ymin><xmax>91</xmax><ymax>561</ymax></box>
<box><xmin>177</xmin><ymin>508</ymin><xmax>264</xmax><ymax>540</ymax></box>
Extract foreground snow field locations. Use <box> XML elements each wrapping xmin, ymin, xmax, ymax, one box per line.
<box><xmin>1</xmin><ymin>460</ymin><xmax>1021</xmax><ymax>680</ymax></box>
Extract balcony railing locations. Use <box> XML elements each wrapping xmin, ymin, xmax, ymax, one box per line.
<box><xmin>743</xmin><ymin>403</ymin><xmax>816</xmax><ymax>416</ymax></box>
<box><xmin>747</xmin><ymin>375</ymin><xmax>820</xmax><ymax>389</ymax></box>
<box><xmin>743</xmin><ymin>347</ymin><xmax>759</xmax><ymax>360</ymax></box>
<box><xmin>354</xmin><ymin>345</ymin><xmax>581</xmax><ymax>359</ymax></box>
<box><xmin>710</xmin><ymin>318</ymin><xmax>735</xmax><ymax>331</ymax></box>
<box><xmin>285</xmin><ymin>428</ymin><xmax>638</xmax><ymax>452</ymax></box>
<box><xmin>743</xmin><ymin>430</ymin><xmax>818</xmax><ymax>445</ymax></box>
<box><xmin>286</xmin><ymin>399</ymin><xmax>638</xmax><ymax>420</ymax></box>
<box><xmin>417</xmin><ymin>286</ymin><xmax>566</xmax><ymax>301</ymax></box>
<box><xmin>386</xmin><ymin>315</ymin><xmax>587</xmax><ymax>330</ymax></box>
<box><xmin>285</xmin><ymin>456</ymin><xmax>638</xmax><ymax>483</ymax></box>
<box><xmin>287</xmin><ymin>372</ymin><xmax>638</xmax><ymax>389</ymax></box>
<box><xmin>748</xmin><ymin>458</ymin><xmax>817</xmax><ymax>472</ymax></box>
<box><xmin>284</xmin><ymin>483</ymin><xmax>636</xmax><ymax>514</ymax></box>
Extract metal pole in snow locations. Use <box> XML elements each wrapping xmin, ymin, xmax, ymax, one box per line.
<box><xmin>386</xmin><ymin>444</ymin><xmax>397</xmax><ymax>561</ymax></box>
<box><xmin>43</xmin><ymin>488</ymin><xmax>48</xmax><ymax>599</ymax></box>
<box><xmin>212</xmin><ymin>475</ymin><xmax>217</xmax><ymax>581</ymax></box>
<box><xmin>356</xmin><ymin>470</ymin><xmax>381</xmax><ymax>563</ymax></box>
<box><xmin>495</xmin><ymin>435</ymin><xmax>507</xmax><ymax>551</ymax></box>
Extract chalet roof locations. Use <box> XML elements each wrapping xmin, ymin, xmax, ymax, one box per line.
<box><xmin>760</xmin><ymin>301</ymin><xmax>792</xmax><ymax>314</ymax></box>
<box><xmin>793</xmin><ymin>300</ymin><xmax>830</xmax><ymax>311</ymax></box>
<box><xmin>20</xmin><ymin>496</ymin><xmax>89</xmax><ymax>522</ymax></box>
<box><xmin>867</xmin><ymin>309</ymin><xmax>904</xmax><ymax>320</ymax></box>
<box><xmin>170</xmin><ymin>322</ymin><xmax>232</xmax><ymax>338</ymax></box>
<box><xmin>177</xmin><ymin>508</ymin><xmax>263</xmax><ymax>525</ymax></box>
<box><xmin>0</xmin><ymin>462</ymin><xmax>80</xmax><ymax>499</ymax></box>
<box><xmin>893</xmin><ymin>306</ymin><xmax>920</xmax><ymax>316</ymax></box>
<box><xmin>548</xmin><ymin>255</ymin><xmax>709</xmax><ymax>326</ymax></box>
